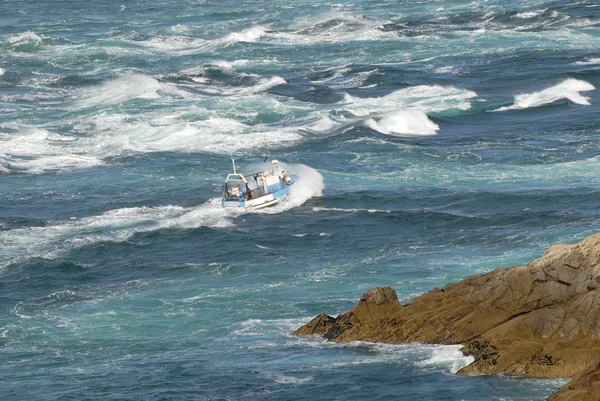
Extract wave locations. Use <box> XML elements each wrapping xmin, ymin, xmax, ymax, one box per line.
<box><xmin>416</xmin><ymin>344</ymin><xmax>474</xmax><ymax>374</ymax></box>
<box><xmin>271</xmin><ymin>12</ymin><xmax>396</xmax><ymax>44</ymax></box>
<box><xmin>5</xmin><ymin>31</ymin><xmax>45</xmax><ymax>52</ymax></box>
<box><xmin>513</xmin><ymin>9</ymin><xmax>547</xmax><ymax>19</ymax></box>
<box><xmin>225</xmin><ymin>26</ymin><xmax>267</xmax><ymax>43</ymax></box>
<box><xmin>0</xmin><ymin>200</ymin><xmax>233</xmax><ymax>266</ymax></box>
<box><xmin>192</xmin><ymin>74</ymin><xmax>286</xmax><ymax>96</ymax></box>
<box><xmin>365</xmin><ymin>110</ymin><xmax>439</xmax><ymax>137</ymax></box>
<box><xmin>341</xmin><ymin>85</ymin><xmax>477</xmax><ymax>117</ymax></box>
<box><xmin>312</xmin><ymin>207</ymin><xmax>390</xmax><ymax>213</ymax></box>
<box><xmin>0</xmin><ymin>68</ymin><xmax>4</xmax><ymax>77</ymax></box>
<box><xmin>84</xmin><ymin>112</ymin><xmax>302</xmax><ymax>156</ymax></box>
<box><xmin>495</xmin><ymin>78</ymin><xmax>595</xmax><ymax>111</ymax></box>
<box><xmin>0</xmin><ymin>127</ymin><xmax>104</xmax><ymax>174</ymax></box>
<box><xmin>0</xmin><ymin>163</ymin><xmax>321</xmax><ymax>264</ymax></box>
<box><xmin>74</xmin><ymin>74</ymin><xmax>163</xmax><ymax>107</ymax></box>
<box><xmin>574</xmin><ymin>57</ymin><xmax>600</xmax><ymax>65</ymax></box>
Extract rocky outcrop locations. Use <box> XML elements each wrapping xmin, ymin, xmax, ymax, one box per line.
<box><xmin>293</xmin><ymin>233</ymin><xmax>600</xmax><ymax>379</ymax></box>
<box><xmin>549</xmin><ymin>357</ymin><xmax>600</xmax><ymax>401</ymax></box>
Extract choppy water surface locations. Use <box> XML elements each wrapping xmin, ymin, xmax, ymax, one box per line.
<box><xmin>1</xmin><ymin>0</ymin><xmax>598</xmax><ymax>399</ymax></box>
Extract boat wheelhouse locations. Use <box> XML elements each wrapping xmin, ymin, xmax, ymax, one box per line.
<box><xmin>221</xmin><ymin>157</ymin><xmax>297</xmax><ymax>210</ymax></box>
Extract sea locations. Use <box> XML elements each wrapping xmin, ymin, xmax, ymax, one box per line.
<box><xmin>1</xmin><ymin>0</ymin><xmax>598</xmax><ymax>399</ymax></box>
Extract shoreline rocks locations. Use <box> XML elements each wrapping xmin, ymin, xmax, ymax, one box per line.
<box><xmin>293</xmin><ymin>233</ymin><xmax>600</xmax><ymax>399</ymax></box>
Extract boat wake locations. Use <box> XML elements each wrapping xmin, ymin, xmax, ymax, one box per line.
<box><xmin>0</xmin><ymin>199</ymin><xmax>234</xmax><ymax>268</ymax></box>
<box><xmin>0</xmin><ymin>164</ymin><xmax>322</xmax><ymax>266</ymax></box>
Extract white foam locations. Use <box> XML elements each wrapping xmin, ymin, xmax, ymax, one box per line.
<box><xmin>341</xmin><ymin>85</ymin><xmax>477</xmax><ymax>117</ymax></box>
<box><xmin>194</xmin><ymin>75</ymin><xmax>286</xmax><ymax>96</ymax></box>
<box><xmin>417</xmin><ymin>344</ymin><xmax>474</xmax><ymax>374</ymax></box>
<box><xmin>365</xmin><ymin>110</ymin><xmax>439</xmax><ymax>137</ymax></box>
<box><xmin>7</xmin><ymin>31</ymin><xmax>44</xmax><ymax>48</ymax></box>
<box><xmin>0</xmin><ymin>199</ymin><xmax>234</xmax><ymax>265</ymax></box>
<box><xmin>495</xmin><ymin>78</ymin><xmax>595</xmax><ymax>111</ymax></box>
<box><xmin>434</xmin><ymin>66</ymin><xmax>459</xmax><ymax>74</ymax></box>
<box><xmin>0</xmin><ymin>68</ymin><xmax>4</xmax><ymax>77</ymax></box>
<box><xmin>84</xmin><ymin>112</ymin><xmax>302</xmax><ymax>156</ymax></box>
<box><xmin>273</xmin><ymin>12</ymin><xmax>396</xmax><ymax>44</ymax></box>
<box><xmin>514</xmin><ymin>9</ymin><xmax>546</xmax><ymax>19</ymax></box>
<box><xmin>226</xmin><ymin>26</ymin><xmax>267</xmax><ymax>42</ymax></box>
<box><xmin>74</xmin><ymin>74</ymin><xmax>163</xmax><ymax>107</ymax></box>
<box><xmin>271</xmin><ymin>374</ymin><xmax>314</xmax><ymax>384</ymax></box>
<box><xmin>312</xmin><ymin>207</ymin><xmax>390</xmax><ymax>213</ymax></box>
<box><xmin>0</xmin><ymin>127</ymin><xmax>104</xmax><ymax>173</ymax></box>
<box><xmin>574</xmin><ymin>58</ymin><xmax>600</xmax><ymax>65</ymax></box>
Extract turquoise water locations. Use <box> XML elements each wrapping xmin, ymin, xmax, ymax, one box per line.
<box><xmin>1</xmin><ymin>0</ymin><xmax>598</xmax><ymax>399</ymax></box>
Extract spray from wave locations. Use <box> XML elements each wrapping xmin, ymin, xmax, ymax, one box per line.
<box><xmin>495</xmin><ymin>78</ymin><xmax>595</xmax><ymax>111</ymax></box>
<box><xmin>365</xmin><ymin>110</ymin><xmax>439</xmax><ymax>137</ymax></box>
<box><xmin>252</xmin><ymin>163</ymin><xmax>324</xmax><ymax>214</ymax></box>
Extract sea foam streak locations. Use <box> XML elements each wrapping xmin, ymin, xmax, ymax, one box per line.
<box><xmin>0</xmin><ymin>200</ymin><xmax>234</xmax><ymax>267</ymax></box>
<box><xmin>365</xmin><ymin>110</ymin><xmax>439</xmax><ymax>136</ymax></box>
<box><xmin>495</xmin><ymin>78</ymin><xmax>595</xmax><ymax>111</ymax></box>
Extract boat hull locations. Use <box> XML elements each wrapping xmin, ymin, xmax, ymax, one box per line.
<box><xmin>221</xmin><ymin>182</ymin><xmax>293</xmax><ymax>210</ymax></box>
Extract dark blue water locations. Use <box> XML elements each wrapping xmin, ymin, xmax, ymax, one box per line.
<box><xmin>1</xmin><ymin>0</ymin><xmax>598</xmax><ymax>399</ymax></box>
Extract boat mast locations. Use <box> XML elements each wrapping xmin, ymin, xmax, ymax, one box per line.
<box><xmin>231</xmin><ymin>156</ymin><xmax>237</xmax><ymax>174</ymax></box>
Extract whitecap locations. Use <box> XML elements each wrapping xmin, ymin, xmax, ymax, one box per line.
<box><xmin>0</xmin><ymin>68</ymin><xmax>4</xmax><ymax>76</ymax></box>
<box><xmin>495</xmin><ymin>78</ymin><xmax>595</xmax><ymax>111</ymax></box>
<box><xmin>6</xmin><ymin>31</ymin><xmax>44</xmax><ymax>51</ymax></box>
<box><xmin>74</xmin><ymin>74</ymin><xmax>163</xmax><ymax>107</ymax></box>
<box><xmin>574</xmin><ymin>57</ymin><xmax>600</xmax><ymax>65</ymax></box>
<box><xmin>365</xmin><ymin>110</ymin><xmax>439</xmax><ymax>137</ymax></box>
<box><xmin>225</xmin><ymin>26</ymin><xmax>266</xmax><ymax>43</ymax></box>
<box><xmin>0</xmin><ymin>127</ymin><xmax>104</xmax><ymax>174</ymax></box>
<box><xmin>341</xmin><ymin>85</ymin><xmax>477</xmax><ymax>117</ymax></box>
<box><xmin>514</xmin><ymin>9</ymin><xmax>547</xmax><ymax>19</ymax></box>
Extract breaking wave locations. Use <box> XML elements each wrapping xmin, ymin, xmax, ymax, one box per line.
<box><xmin>0</xmin><ymin>127</ymin><xmax>103</xmax><ymax>174</ymax></box>
<box><xmin>341</xmin><ymin>85</ymin><xmax>477</xmax><ymax>117</ymax></box>
<box><xmin>5</xmin><ymin>32</ymin><xmax>45</xmax><ymax>52</ymax></box>
<box><xmin>74</xmin><ymin>74</ymin><xmax>164</xmax><ymax>107</ymax></box>
<box><xmin>365</xmin><ymin>110</ymin><xmax>439</xmax><ymax>137</ymax></box>
<box><xmin>495</xmin><ymin>78</ymin><xmax>595</xmax><ymax>111</ymax></box>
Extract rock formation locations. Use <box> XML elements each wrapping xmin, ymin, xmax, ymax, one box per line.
<box><xmin>549</xmin><ymin>358</ymin><xmax>600</xmax><ymax>401</ymax></box>
<box><xmin>293</xmin><ymin>233</ymin><xmax>600</xmax><ymax>381</ymax></box>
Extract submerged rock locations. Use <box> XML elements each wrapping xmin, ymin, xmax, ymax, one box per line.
<box><xmin>294</xmin><ymin>233</ymin><xmax>600</xmax><ymax>380</ymax></box>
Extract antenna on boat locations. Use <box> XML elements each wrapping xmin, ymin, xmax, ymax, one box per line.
<box><xmin>231</xmin><ymin>155</ymin><xmax>237</xmax><ymax>174</ymax></box>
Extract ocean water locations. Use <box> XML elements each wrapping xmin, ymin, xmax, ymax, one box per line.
<box><xmin>1</xmin><ymin>0</ymin><xmax>598</xmax><ymax>399</ymax></box>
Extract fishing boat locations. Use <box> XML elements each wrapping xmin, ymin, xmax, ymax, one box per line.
<box><xmin>221</xmin><ymin>157</ymin><xmax>297</xmax><ymax>210</ymax></box>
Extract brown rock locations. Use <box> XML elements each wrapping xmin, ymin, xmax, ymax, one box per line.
<box><xmin>293</xmin><ymin>233</ymin><xmax>600</xmax><ymax>380</ymax></box>
<box><xmin>549</xmin><ymin>357</ymin><xmax>600</xmax><ymax>401</ymax></box>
